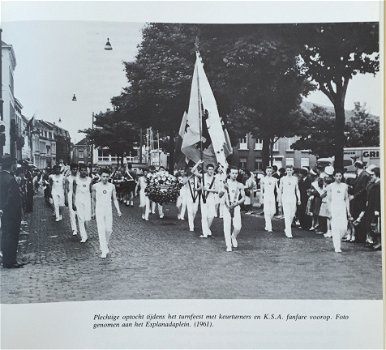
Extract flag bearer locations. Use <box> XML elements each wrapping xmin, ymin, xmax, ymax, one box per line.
<box><xmin>184</xmin><ymin>161</ymin><xmax>202</xmax><ymax>231</ymax></box>
<box><xmin>92</xmin><ymin>168</ymin><xmax>122</xmax><ymax>258</ymax></box>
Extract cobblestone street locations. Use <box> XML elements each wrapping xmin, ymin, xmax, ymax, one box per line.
<box><xmin>1</xmin><ymin>194</ymin><xmax>383</xmax><ymax>303</ymax></box>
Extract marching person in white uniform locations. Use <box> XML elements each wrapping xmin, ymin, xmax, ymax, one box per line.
<box><xmin>278</xmin><ymin>165</ymin><xmax>301</xmax><ymax>238</ymax></box>
<box><xmin>215</xmin><ymin>165</ymin><xmax>226</xmax><ymax>219</ymax></box>
<box><xmin>184</xmin><ymin>161</ymin><xmax>202</xmax><ymax>231</ymax></box>
<box><xmin>49</xmin><ymin>165</ymin><xmax>65</xmax><ymax>222</ymax></box>
<box><xmin>72</xmin><ymin>164</ymin><xmax>92</xmax><ymax>243</ymax></box>
<box><xmin>327</xmin><ymin>170</ymin><xmax>352</xmax><ymax>253</ymax></box>
<box><xmin>176</xmin><ymin>169</ymin><xmax>187</xmax><ymax>220</ymax></box>
<box><xmin>136</xmin><ymin>168</ymin><xmax>150</xmax><ymax>221</ymax></box>
<box><xmin>219</xmin><ymin>166</ymin><xmax>245</xmax><ymax>252</ymax></box>
<box><xmin>65</xmin><ymin>163</ymin><xmax>78</xmax><ymax>235</ymax></box>
<box><xmin>196</xmin><ymin>164</ymin><xmax>218</xmax><ymax>238</ymax></box>
<box><xmin>261</xmin><ymin>166</ymin><xmax>279</xmax><ymax>232</ymax></box>
<box><xmin>92</xmin><ymin>168</ymin><xmax>122</xmax><ymax>258</ymax></box>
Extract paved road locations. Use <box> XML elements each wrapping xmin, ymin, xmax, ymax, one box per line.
<box><xmin>0</xmin><ymin>194</ymin><xmax>382</xmax><ymax>303</ymax></box>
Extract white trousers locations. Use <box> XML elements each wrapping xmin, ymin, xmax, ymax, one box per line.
<box><xmin>177</xmin><ymin>194</ymin><xmax>187</xmax><ymax>219</ymax></box>
<box><xmin>223</xmin><ymin>206</ymin><xmax>242</xmax><ymax>248</ymax></box>
<box><xmin>151</xmin><ymin>201</ymin><xmax>164</xmax><ymax>217</ymax></box>
<box><xmin>282</xmin><ymin>197</ymin><xmax>297</xmax><ymax>235</ymax></box>
<box><xmin>96</xmin><ymin>207</ymin><xmax>113</xmax><ymax>254</ymax></box>
<box><xmin>186</xmin><ymin>199</ymin><xmax>199</xmax><ymax>231</ymax></box>
<box><xmin>52</xmin><ymin>192</ymin><xmax>63</xmax><ymax>219</ymax></box>
<box><xmin>200</xmin><ymin>197</ymin><xmax>216</xmax><ymax>236</ymax></box>
<box><xmin>68</xmin><ymin>194</ymin><xmax>77</xmax><ymax>232</ymax></box>
<box><xmin>264</xmin><ymin>197</ymin><xmax>276</xmax><ymax>231</ymax></box>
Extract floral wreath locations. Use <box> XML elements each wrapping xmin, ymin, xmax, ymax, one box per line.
<box><xmin>145</xmin><ymin>172</ymin><xmax>182</xmax><ymax>204</ymax></box>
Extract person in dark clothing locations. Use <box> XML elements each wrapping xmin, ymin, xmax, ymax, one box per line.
<box><xmin>0</xmin><ymin>155</ymin><xmax>24</xmax><ymax>268</ymax></box>
<box><xmin>365</xmin><ymin>167</ymin><xmax>381</xmax><ymax>250</ymax></box>
<box><xmin>25</xmin><ymin>168</ymin><xmax>34</xmax><ymax>213</ymax></box>
<box><xmin>297</xmin><ymin>168</ymin><xmax>312</xmax><ymax>230</ymax></box>
<box><xmin>349</xmin><ymin>161</ymin><xmax>370</xmax><ymax>243</ymax></box>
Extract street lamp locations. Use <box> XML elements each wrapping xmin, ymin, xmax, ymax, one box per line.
<box><xmin>104</xmin><ymin>38</ymin><xmax>112</xmax><ymax>51</ymax></box>
<box><xmin>72</xmin><ymin>94</ymin><xmax>77</xmax><ymax>101</ymax></box>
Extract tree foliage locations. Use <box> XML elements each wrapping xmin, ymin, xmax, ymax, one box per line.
<box><xmin>296</xmin><ymin>22</ymin><xmax>379</xmax><ymax>169</ymax></box>
<box><xmin>292</xmin><ymin>103</ymin><xmax>380</xmax><ymax>157</ymax></box>
<box><xmin>80</xmin><ymin>110</ymin><xmax>139</xmax><ymax>165</ymax></box>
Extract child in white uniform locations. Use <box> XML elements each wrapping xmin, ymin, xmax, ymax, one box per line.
<box><xmin>49</xmin><ymin>165</ymin><xmax>65</xmax><ymax>221</ymax></box>
<box><xmin>72</xmin><ymin>164</ymin><xmax>92</xmax><ymax>243</ymax></box>
<box><xmin>92</xmin><ymin>168</ymin><xmax>122</xmax><ymax>258</ymax></box>
<box><xmin>278</xmin><ymin>165</ymin><xmax>301</xmax><ymax>238</ymax></box>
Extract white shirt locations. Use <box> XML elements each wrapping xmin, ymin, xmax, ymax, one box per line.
<box><xmin>262</xmin><ymin>176</ymin><xmax>278</xmax><ymax>198</ymax></box>
<box><xmin>93</xmin><ymin>182</ymin><xmax>115</xmax><ymax>209</ymax></box>
<box><xmin>50</xmin><ymin>174</ymin><xmax>64</xmax><ymax>194</ymax></box>
<box><xmin>281</xmin><ymin>175</ymin><xmax>298</xmax><ymax>198</ymax></box>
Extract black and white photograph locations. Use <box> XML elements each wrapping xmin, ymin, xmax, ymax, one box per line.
<box><xmin>0</xmin><ymin>1</ymin><xmax>384</xmax><ymax>349</ymax></box>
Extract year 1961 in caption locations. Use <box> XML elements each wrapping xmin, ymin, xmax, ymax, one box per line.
<box><xmin>92</xmin><ymin>312</ymin><xmax>350</xmax><ymax>330</ymax></box>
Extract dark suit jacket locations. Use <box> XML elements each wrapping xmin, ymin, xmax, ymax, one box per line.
<box><xmin>353</xmin><ymin>170</ymin><xmax>370</xmax><ymax>205</ymax></box>
<box><xmin>0</xmin><ymin>170</ymin><xmax>22</xmax><ymax>219</ymax></box>
<box><xmin>366</xmin><ymin>181</ymin><xmax>380</xmax><ymax>215</ymax></box>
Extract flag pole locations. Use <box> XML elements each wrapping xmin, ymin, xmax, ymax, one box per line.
<box><xmin>195</xmin><ymin>38</ymin><xmax>205</xmax><ymax>195</ymax></box>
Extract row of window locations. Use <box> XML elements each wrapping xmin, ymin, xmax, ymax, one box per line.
<box><xmin>239</xmin><ymin>157</ymin><xmax>310</xmax><ymax>170</ymax></box>
<box><xmin>239</xmin><ymin>136</ymin><xmax>297</xmax><ymax>151</ymax></box>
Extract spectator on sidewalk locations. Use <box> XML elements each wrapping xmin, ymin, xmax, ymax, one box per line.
<box><xmin>0</xmin><ymin>155</ymin><xmax>25</xmax><ymax>268</ymax></box>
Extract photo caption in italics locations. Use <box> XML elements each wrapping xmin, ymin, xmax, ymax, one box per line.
<box><xmin>92</xmin><ymin>312</ymin><xmax>350</xmax><ymax>329</ymax></box>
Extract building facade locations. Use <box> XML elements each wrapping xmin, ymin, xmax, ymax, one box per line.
<box><xmin>232</xmin><ymin>133</ymin><xmax>317</xmax><ymax>171</ymax></box>
<box><xmin>1</xmin><ymin>40</ymin><xmax>17</xmax><ymax>156</ymax></box>
<box><xmin>72</xmin><ymin>138</ymin><xmax>92</xmax><ymax>165</ymax></box>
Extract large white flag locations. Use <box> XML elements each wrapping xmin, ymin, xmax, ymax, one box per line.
<box><xmin>181</xmin><ymin>52</ymin><xmax>232</xmax><ymax>169</ymax></box>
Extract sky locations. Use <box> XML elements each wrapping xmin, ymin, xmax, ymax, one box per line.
<box><xmin>1</xmin><ymin>2</ymin><xmax>382</xmax><ymax>143</ymax></box>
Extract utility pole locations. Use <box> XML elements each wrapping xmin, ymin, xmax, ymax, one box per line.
<box><xmin>90</xmin><ymin>112</ymin><xmax>94</xmax><ymax>171</ymax></box>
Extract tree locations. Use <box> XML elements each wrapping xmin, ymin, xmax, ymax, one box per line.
<box><xmin>296</xmin><ymin>23</ymin><xmax>379</xmax><ymax>170</ymax></box>
<box><xmin>345</xmin><ymin>102</ymin><xmax>379</xmax><ymax>147</ymax></box>
<box><xmin>113</xmin><ymin>23</ymin><xmax>311</xmax><ymax>169</ymax></box>
<box><xmin>80</xmin><ymin>110</ymin><xmax>139</xmax><ymax>166</ymax></box>
<box><xmin>292</xmin><ymin>103</ymin><xmax>380</xmax><ymax>156</ymax></box>
<box><xmin>291</xmin><ymin>105</ymin><xmax>336</xmax><ymax>157</ymax></box>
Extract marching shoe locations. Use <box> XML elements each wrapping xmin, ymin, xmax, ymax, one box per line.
<box><xmin>189</xmin><ymin>228</ymin><xmax>194</xmax><ymax>232</ymax></box>
<box><xmin>80</xmin><ymin>238</ymin><xmax>88</xmax><ymax>243</ymax></box>
<box><xmin>200</xmin><ymin>235</ymin><xmax>208</xmax><ymax>238</ymax></box>
<box><xmin>226</xmin><ymin>246</ymin><xmax>232</xmax><ymax>252</ymax></box>
<box><xmin>142</xmin><ymin>214</ymin><xmax>145</xmax><ymax>220</ymax></box>
<box><xmin>231</xmin><ymin>235</ymin><xmax>238</xmax><ymax>248</ymax></box>
<box><xmin>72</xmin><ymin>230</ymin><xmax>78</xmax><ymax>236</ymax></box>
<box><xmin>335</xmin><ymin>249</ymin><xmax>342</xmax><ymax>253</ymax></box>
<box><xmin>55</xmin><ymin>217</ymin><xmax>60</xmax><ymax>222</ymax></box>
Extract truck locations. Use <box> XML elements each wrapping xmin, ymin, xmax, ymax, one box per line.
<box><xmin>316</xmin><ymin>147</ymin><xmax>381</xmax><ymax>173</ymax></box>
